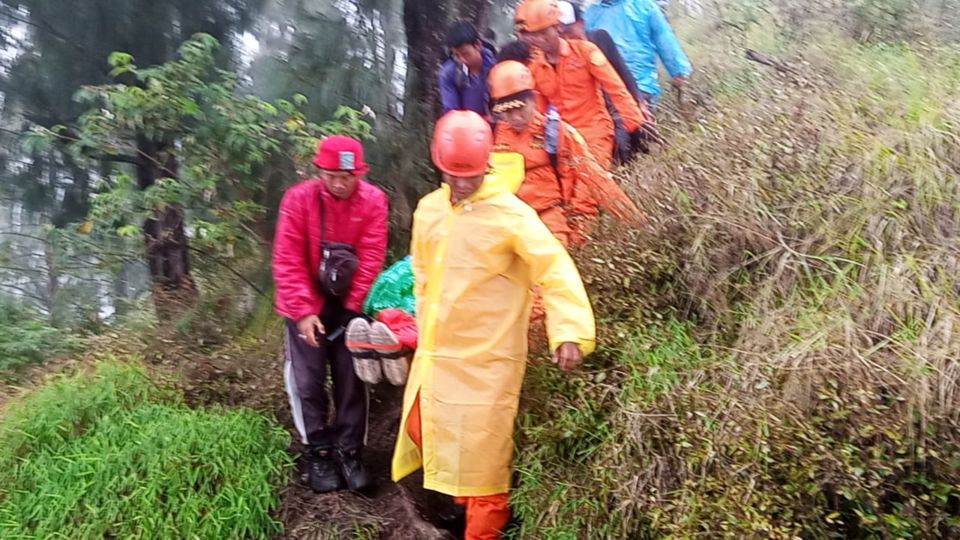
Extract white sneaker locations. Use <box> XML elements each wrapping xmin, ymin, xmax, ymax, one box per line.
<box><xmin>346</xmin><ymin>318</ymin><xmax>381</xmax><ymax>384</ymax></box>
<box><xmin>370</xmin><ymin>321</ymin><xmax>408</xmax><ymax>386</ymax></box>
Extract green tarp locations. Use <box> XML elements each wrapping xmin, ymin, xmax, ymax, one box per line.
<box><xmin>363</xmin><ymin>255</ymin><xmax>416</xmax><ymax>316</ymax></box>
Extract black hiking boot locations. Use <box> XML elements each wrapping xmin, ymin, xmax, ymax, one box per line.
<box><xmin>307</xmin><ymin>447</ymin><xmax>345</xmax><ymax>493</ymax></box>
<box><xmin>337</xmin><ymin>447</ymin><xmax>372</xmax><ymax>492</ymax></box>
<box><xmin>438</xmin><ymin>503</ymin><xmax>466</xmax><ymax>533</ymax></box>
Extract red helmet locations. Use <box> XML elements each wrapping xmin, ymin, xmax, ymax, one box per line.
<box><xmin>489</xmin><ymin>61</ymin><xmax>536</xmax><ymax>100</ymax></box>
<box><xmin>515</xmin><ymin>0</ymin><xmax>561</xmax><ymax>33</ymax></box>
<box><xmin>431</xmin><ymin>111</ymin><xmax>493</xmax><ymax>177</ymax></box>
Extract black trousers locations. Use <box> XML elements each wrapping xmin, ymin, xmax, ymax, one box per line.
<box><xmin>283</xmin><ymin>310</ymin><xmax>368</xmax><ymax>451</ymax></box>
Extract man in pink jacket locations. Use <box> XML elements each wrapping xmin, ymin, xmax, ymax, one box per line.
<box><xmin>273</xmin><ymin>135</ymin><xmax>388</xmax><ymax>493</ymax></box>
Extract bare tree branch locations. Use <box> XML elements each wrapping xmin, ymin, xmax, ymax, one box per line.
<box><xmin>0</xmin><ymin>10</ymin><xmax>86</xmax><ymax>53</ymax></box>
<box><xmin>93</xmin><ymin>153</ymin><xmax>140</xmax><ymax>166</ymax></box>
<box><xmin>187</xmin><ymin>245</ymin><xmax>266</xmax><ymax>297</ymax></box>
<box><xmin>0</xmin><ymin>231</ymin><xmax>49</xmax><ymax>243</ymax></box>
<box><xmin>0</xmin><ymin>282</ymin><xmax>49</xmax><ymax>305</ymax></box>
<box><xmin>745</xmin><ymin>49</ymin><xmax>800</xmax><ymax>75</ymax></box>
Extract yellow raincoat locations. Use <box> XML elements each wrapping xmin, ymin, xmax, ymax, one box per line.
<box><xmin>391</xmin><ymin>153</ymin><xmax>597</xmax><ymax>497</ymax></box>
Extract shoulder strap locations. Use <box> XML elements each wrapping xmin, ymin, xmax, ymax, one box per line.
<box><xmin>319</xmin><ymin>185</ymin><xmax>327</xmax><ymax>247</ymax></box>
<box><xmin>454</xmin><ymin>62</ymin><xmax>468</xmax><ymax>90</ymax></box>
<box><xmin>545</xmin><ymin>106</ymin><xmax>561</xmax><ymax>175</ymax></box>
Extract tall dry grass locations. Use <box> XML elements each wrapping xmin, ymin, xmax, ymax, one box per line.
<box><xmin>511</xmin><ymin>4</ymin><xmax>960</xmax><ymax>538</ymax></box>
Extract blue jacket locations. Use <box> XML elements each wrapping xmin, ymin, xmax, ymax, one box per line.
<box><xmin>438</xmin><ymin>47</ymin><xmax>496</xmax><ymax>116</ymax></box>
<box><xmin>585</xmin><ymin>0</ymin><xmax>692</xmax><ymax>99</ymax></box>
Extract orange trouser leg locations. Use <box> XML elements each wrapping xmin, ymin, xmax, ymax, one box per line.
<box><xmin>406</xmin><ymin>390</ymin><xmax>423</xmax><ymax>448</ymax></box>
<box><xmin>582</xmin><ymin>130</ymin><xmax>615</xmax><ymax>171</ymax></box>
<box><xmin>408</xmin><ymin>392</ymin><xmax>510</xmax><ymax>540</ymax></box>
<box><xmin>453</xmin><ymin>494</ymin><xmax>511</xmax><ymax>540</ymax></box>
<box><xmin>567</xmin><ymin>212</ymin><xmax>597</xmax><ymax>248</ymax></box>
<box><xmin>537</xmin><ymin>206</ymin><xmax>573</xmax><ymax>244</ymax></box>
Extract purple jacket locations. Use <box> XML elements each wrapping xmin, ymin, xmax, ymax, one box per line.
<box><xmin>438</xmin><ymin>47</ymin><xmax>496</xmax><ymax>116</ymax></box>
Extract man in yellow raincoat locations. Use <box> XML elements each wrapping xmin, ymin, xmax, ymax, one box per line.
<box><xmin>391</xmin><ymin>110</ymin><xmax>596</xmax><ymax>539</ymax></box>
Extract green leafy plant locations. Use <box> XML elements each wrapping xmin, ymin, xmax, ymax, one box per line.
<box><xmin>0</xmin><ymin>360</ymin><xmax>293</xmax><ymax>539</ymax></box>
<box><xmin>26</xmin><ymin>34</ymin><xmax>372</xmax><ymax>315</ymax></box>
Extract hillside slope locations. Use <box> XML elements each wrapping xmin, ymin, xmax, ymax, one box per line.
<box><xmin>510</xmin><ymin>5</ymin><xmax>960</xmax><ymax>538</ymax></box>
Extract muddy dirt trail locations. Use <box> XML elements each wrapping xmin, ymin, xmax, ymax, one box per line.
<box><xmin>169</xmin><ymin>332</ymin><xmax>462</xmax><ymax>540</ymax></box>
<box><xmin>278</xmin><ymin>384</ymin><xmax>461</xmax><ymax>540</ymax></box>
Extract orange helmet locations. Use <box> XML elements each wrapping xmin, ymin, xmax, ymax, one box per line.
<box><xmin>431</xmin><ymin>111</ymin><xmax>493</xmax><ymax>177</ymax></box>
<box><xmin>514</xmin><ymin>0</ymin><xmax>561</xmax><ymax>33</ymax></box>
<box><xmin>489</xmin><ymin>61</ymin><xmax>535</xmax><ymax>100</ymax></box>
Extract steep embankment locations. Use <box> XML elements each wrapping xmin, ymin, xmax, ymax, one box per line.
<box><xmin>510</xmin><ymin>9</ymin><xmax>960</xmax><ymax>540</ymax></box>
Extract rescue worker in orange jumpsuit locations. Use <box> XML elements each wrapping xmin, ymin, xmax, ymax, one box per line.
<box><xmin>392</xmin><ymin>110</ymin><xmax>596</xmax><ymax>540</ymax></box>
<box><xmin>488</xmin><ymin>60</ymin><xmax>644</xmax><ymax>247</ymax></box>
<box><xmin>514</xmin><ymin>0</ymin><xmax>653</xmax><ymax>169</ymax></box>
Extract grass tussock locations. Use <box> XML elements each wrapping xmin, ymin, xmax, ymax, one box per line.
<box><xmin>512</xmin><ymin>5</ymin><xmax>960</xmax><ymax>539</ymax></box>
<box><xmin>0</xmin><ymin>360</ymin><xmax>292</xmax><ymax>540</ymax></box>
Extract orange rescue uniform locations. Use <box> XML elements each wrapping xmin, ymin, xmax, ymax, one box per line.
<box><xmin>528</xmin><ymin>39</ymin><xmax>648</xmax><ymax>169</ymax></box>
<box><xmin>494</xmin><ymin>111</ymin><xmax>643</xmax><ymax>246</ymax></box>
<box><xmin>406</xmin><ymin>392</ymin><xmax>510</xmax><ymax>540</ymax></box>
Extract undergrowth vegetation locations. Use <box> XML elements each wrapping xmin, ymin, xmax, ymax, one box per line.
<box><xmin>512</xmin><ymin>2</ymin><xmax>960</xmax><ymax>538</ymax></box>
<box><xmin>0</xmin><ymin>297</ymin><xmax>79</xmax><ymax>373</ymax></box>
<box><xmin>0</xmin><ymin>360</ymin><xmax>292</xmax><ymax>539</ymax></box>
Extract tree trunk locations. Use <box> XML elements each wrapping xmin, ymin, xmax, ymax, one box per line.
<box><xmin>43</xmin><ymin>239</ymin><xmax>58</xmax><ymax>318</ymax></box>
<box><xmin>403</xmin><ymin>0</ymin><xmax>449</xmax><ymax>124</ymax></box>
<box><xmin>136</xmin><ymin>134</ymin><xmax>197</xmax><ymax>320</ymax></box>
<box><xmin>53</xmin><ymin>160</ymin><xmax>92</xmax><ymax>228</ymax></box>
<box><xmin>113</xmin><ymin>259</ymin><xmax>130</xmax><ymax>318</ymax></box>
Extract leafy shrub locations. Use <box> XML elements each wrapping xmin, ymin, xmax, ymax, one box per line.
<box><xmin>0</xmin><ymin>360</ymin><xmax>293</xmax><ymax>539</ymax></box>
<box><xmin>0</xmin><ymin>297</ymin><xmax>79</xmax><ymax>372</ymax></box>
